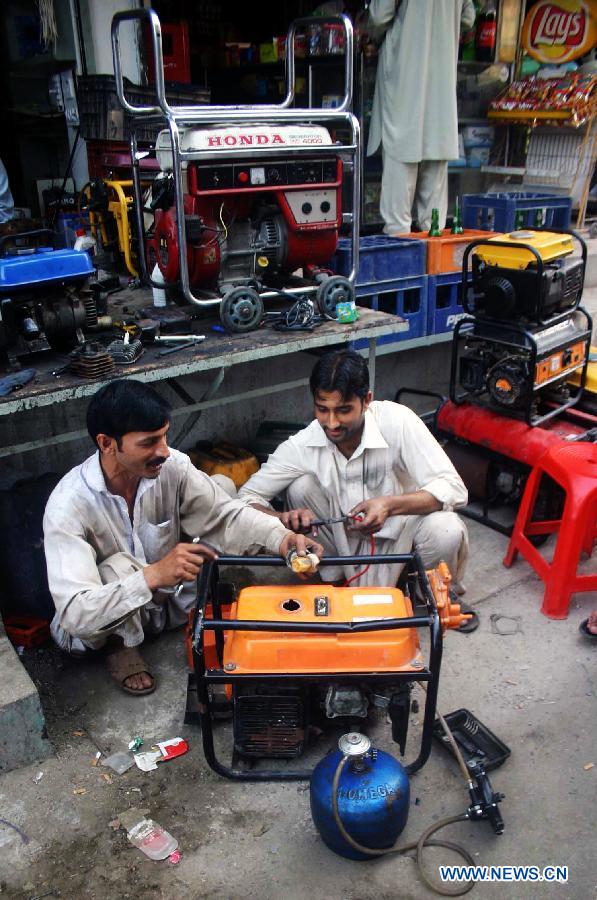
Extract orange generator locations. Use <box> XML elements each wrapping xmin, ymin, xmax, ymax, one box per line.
<box><xmin>186</xmin><ymin>551</ymin><xmax>469</xmax><ymax>780</ymax></box>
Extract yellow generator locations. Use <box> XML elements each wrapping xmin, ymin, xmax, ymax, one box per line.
<box><xmin>451</xmin><ymin>230</ymin><xmax>592</xmax><ymax>425</ymax></box>
<box><xmin>83</xmin><ymin>179</ymin><xmax>152</xmax><ymax>277</ymax></box>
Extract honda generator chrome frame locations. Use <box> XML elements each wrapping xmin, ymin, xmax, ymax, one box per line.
<box><xmin>111</xmin><ymin>10</ymin><xmax>360</xmax><ymax>320</ymax></box>
<box><xmin>190</xmin><ymin>553</ymin><xmax>444</xmax><ymax>782</ymax></box>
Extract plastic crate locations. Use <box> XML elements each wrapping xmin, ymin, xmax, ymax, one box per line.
<box><xmin>76</xmin><ymin>75</ymin><xmax>210</xmax><ymax>142</ymax></box>
<box><xmin>350</xmin><ymin>275</ymin><xmax>427</xmax><ymax>350</ymax></box>
<box><xmin>461</xmin><ymin>191</ymin><xmax>572</xmax><ymax>233</ymax></box>
<box><xmin>397</xmin><ymin>229</ymin><xmax>500</xmax><ymax>274</ymax></box>
<box><xmin>427</xmin><ymin>271</ymin><xmax>473</xmax><ymax>336</ymax></box>
<box><xmin>332</xmin><ymin>235</ymin><xmax>426</xmax><ymax>288</ymax></box>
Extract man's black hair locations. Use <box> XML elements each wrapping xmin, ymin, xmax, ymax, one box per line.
<box><xmin>309</xmin><ymin>350</ymin><xmax>370</xmax><ymax>401</ymax></box>
<box><xmin>87</xmin><ymin>379</ymin><xmax>172</xmax><ymax>448</ymax></box>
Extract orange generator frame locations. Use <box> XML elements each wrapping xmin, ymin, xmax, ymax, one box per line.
<box><xmin>186</xmin><ymin>552</ymin><xmax>468</xmax><ymax>781</ymax></box>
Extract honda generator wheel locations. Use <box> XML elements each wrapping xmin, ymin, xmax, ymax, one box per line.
<box><xmin>316</xmin><ymin>275</ymin><xmax>353</xmax><ymax>320</ymax></box>
<box><xmin>220</xmin><ymin>286</ymin><xmax>264</xmax><ymax>333</ymax></box>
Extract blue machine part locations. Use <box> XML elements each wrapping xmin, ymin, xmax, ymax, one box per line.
<box><xmin>0</xmin><ymin>247</ymin><xmax>94</xmax><ymax>292</ymax></box>
<box><xmin>310</xmin><ymin>744</ymin><xmax>410</xmax><ymax>861</ymax></box>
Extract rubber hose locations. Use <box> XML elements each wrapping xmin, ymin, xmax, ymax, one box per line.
<box><xmin>331</xmin><ymin>757</ymin><xmax>476</xmax><ymax>897</ymax></box>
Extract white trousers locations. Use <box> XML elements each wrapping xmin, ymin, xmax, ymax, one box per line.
<box><xmin>380</xmin><ymin>155</ymin><xmax>448</xmax><ymax>235</ymax></box>
<box><xmin>287</xmin><ymin>474</ymin><xmax>468</xmax><ymax>589</ymax></box>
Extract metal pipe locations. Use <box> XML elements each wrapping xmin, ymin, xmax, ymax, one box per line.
<box><xmin>112</xmin><ymin>10</ymin><xmax>354</xmax><ymax>117</ymax></box>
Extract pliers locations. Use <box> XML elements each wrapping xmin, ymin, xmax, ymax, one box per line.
<box><xmin>298</xmin><ymin>513</ymin><xmax>360</xmax><ymax>533</ymax></box>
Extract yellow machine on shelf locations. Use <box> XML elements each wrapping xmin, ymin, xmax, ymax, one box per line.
<box><xmin>83</xmin><ymin>179</ymin><xmax>152</xmax><ymax>277</ymax></box>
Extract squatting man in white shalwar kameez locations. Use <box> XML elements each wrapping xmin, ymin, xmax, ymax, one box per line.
<box><xmin>367</xmin><ymin>0</ymin><xmax>475</xmax><ymax>234</ymax></box>
<box><xmin>43</xmin><ymin>379</ymin><xmax>322</xmax><ymax>695</ymax></box>
<box><xmin>239</xmin><ymin>350</ymin><xmax>469</xmax><ymax>590</ymax></box>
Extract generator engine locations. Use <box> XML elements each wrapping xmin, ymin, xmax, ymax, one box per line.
<box><xmin>146</xmin><ymin>124</ymin><xmax>350</xmax><ymax>330</ymax></box>
<box><xmin>451</xmin><ymin>230</ymin><xmax>591</xmax><ymax>424</ymax></box>
<box><xmin>0</xmin><ymin>230</ymin><xmax>97</xmax><ymax>368</ymax></box>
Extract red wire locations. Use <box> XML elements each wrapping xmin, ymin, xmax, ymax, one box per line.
<box><xmin>343</xmin><ymin>533</ymin><xmax>376</xmax><ymax>586</ymax></box>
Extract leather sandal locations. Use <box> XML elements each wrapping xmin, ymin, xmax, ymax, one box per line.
<box><xmin>106</xmin><ymin>646</ymin><xmax>157</xmax><ymax>695</ymax></box>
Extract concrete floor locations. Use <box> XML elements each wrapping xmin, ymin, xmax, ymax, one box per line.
<box><xmin>0</xmin><ymin>513</ymin><xmax>595</xmax><ymax>900</ymax></box>
<box><xmin>0</xmin><ymin>285</ymin><xmax>596</xmax><ymax>900</ymax></box>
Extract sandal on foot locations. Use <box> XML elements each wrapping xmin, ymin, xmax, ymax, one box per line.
<box><xmin>579</xmin><ymin>619</ymin><xmax>597</xmax><ymax>642</ymax></box>
<box><xmin>107</xmin><ymin>646</ymin><xmax>156</xmax><ymax>695</ymax></box>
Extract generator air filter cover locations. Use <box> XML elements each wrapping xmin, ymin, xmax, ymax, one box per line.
<box><xmin>474</xmin><ymin>230</ymin><xmax>574</xmax><ymax>269</ymax></box>
<box><xmin>471</xmin><ymin>230</ymin><xmax>584</xmax><ymax>322</ymax></box>
<box><xmin>223</xmin><ymin>585</ymin><xmax>419</xmax><ymax>675</ymax></box>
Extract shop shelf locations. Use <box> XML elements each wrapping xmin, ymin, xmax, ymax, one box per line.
<box><xmin>461</xmin><ymin>191</ymin><xmax>572</xmax><ymax>233</ymax></box>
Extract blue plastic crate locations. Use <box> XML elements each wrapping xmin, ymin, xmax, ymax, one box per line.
<box><xmin>332</xmin><ymin>235</ymin><xmax>426</xmax><ymax>287</ymax></box>
<box><xmin>462</xmin><ymin>191</ymin><xmax>572</xmax><ymax>233</ymax></box>
<box><xmin>351</xmin><ymin>275</ymin><xmax>428</xmax><ymax>350</ymax></box>
<box><xmin>427</xmin><ymin>272</ymin><xmax>473</xmax><ymax>336</ymax></box>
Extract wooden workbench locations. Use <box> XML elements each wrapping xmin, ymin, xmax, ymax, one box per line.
<box><xmin>0</xmin><ymin>297</ymin><xmax>407</xmax><ymax>458</ymax></box>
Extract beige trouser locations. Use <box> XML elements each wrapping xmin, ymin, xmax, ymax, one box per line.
<box><xmin>381</xmin><ymin>155</ymin><xmax>448</xmax><ymax>234</ymax></box>
<box><xmin>51</xmin><ymin>474</ymin><xmax>237</xmax><ymax>655</ymax></box>
<box><xmin>287</xmin><ymin>474</ymin><xmax>468</xmax><ymax>590</ymax></box>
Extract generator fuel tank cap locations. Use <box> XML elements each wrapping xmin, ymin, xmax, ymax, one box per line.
<box><xmin>509</xmin><ymin>230</ymin><xmax>535</xmax><ymax>239</ymax></box>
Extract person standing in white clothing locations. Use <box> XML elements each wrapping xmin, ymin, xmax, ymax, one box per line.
<box><xmin>367</xmin><ymin>0</ymin><xmax>475</xmax><ymax>233</ymax></box>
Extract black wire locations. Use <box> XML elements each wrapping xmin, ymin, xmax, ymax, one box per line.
<box><xmin>266</xmin><ymin>295</ymin><xmax>325</xmax><ymax>332</ymax></box>
<box><xmin>48</xmin><ymin>126</ymin><xmax>81</xmax><ymax>228</ymax></box>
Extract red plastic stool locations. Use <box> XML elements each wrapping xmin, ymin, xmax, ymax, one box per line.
<box><xmin>503</xmin><ymin>442</ymin><xmax>597</xmax><ymax>619</ymax></box>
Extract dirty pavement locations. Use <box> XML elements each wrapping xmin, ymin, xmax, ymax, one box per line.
<box><xmin>0</xmin><ymin>516</ymin><xmax>594</xmax><ymax>900</ymax></box>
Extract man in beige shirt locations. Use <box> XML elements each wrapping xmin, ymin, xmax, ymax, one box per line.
<box><xmin>240</xmin><ymin>350</ymin><xmax>469</xmax><ymax>590</ymax></box>
<box><xmin>44</xmin><ymin>379</ymin><xmax>321</xmax><ymax>695</ymax></box>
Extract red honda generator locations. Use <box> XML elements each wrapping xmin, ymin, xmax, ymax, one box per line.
<box><xmin>112</xmin><ymin>9</ymin><xmax>360</xmax><ymax>333</ymax></box>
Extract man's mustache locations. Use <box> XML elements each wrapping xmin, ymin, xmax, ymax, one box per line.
<box><xmin>147</xmin><ymin>456</ymin><xmax>168</xmax><ymax>467</ymax></box>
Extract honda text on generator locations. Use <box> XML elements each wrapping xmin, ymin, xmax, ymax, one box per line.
<box><xmin>111</xmin><ymin>10</ymin><xmax>359</xmax><ymax>333</ymax></box>
<box><xmin>409</xmin><ymin>230</ymin><xmax>596</xmax><ymax>536</ymax></box>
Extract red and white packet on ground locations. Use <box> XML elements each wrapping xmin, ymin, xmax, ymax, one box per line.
<box><xmin>156</xmin><ymin>737</ymin><xmax>189</xmax><ymax>762</ymax></box>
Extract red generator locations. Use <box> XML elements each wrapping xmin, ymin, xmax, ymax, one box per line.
<box><xmin>147</xmin><ymin>124</ymin><xmax>351</xmax><ymax>331</ymax></box>
<box><xmin>112</xmin><ymin>9</ymin><xmax>360</xmax><ymax>333</ymax></box>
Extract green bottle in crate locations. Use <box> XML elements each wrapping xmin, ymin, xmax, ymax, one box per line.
<box><xmin>451</xmin><ymin>199</ymin><xmax>464</xmax><ymax>234</ymax></box>
<box><xmin>428</xmin><ymin>208</ymin><xmax>441</xmax><ymax>237</ymax></box>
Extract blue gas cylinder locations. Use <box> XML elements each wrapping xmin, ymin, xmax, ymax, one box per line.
<box><xmin>310</xmin><ymin>733</ymin><xmax>410</xmax><ymax>861</ymax></box>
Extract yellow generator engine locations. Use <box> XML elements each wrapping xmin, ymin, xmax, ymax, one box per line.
<box><xmin>451</xmin><ymin>230</ymin><xmax>592</xmax><ymax>425</ymax></box>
